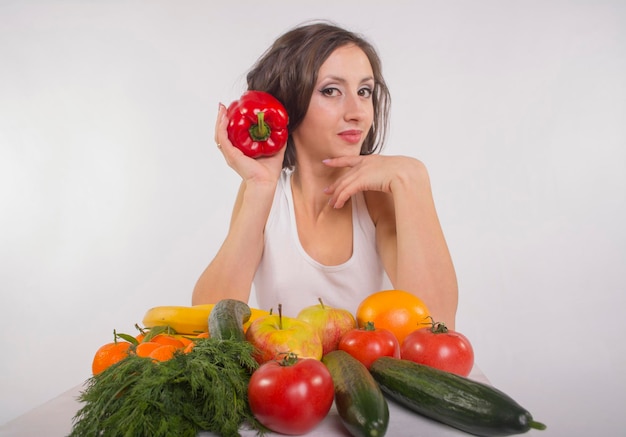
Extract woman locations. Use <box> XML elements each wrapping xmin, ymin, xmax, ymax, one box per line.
<box><xmin>192</xmin><ymin>21</ymin><xmax>458</xmax><ymax>328</ymax></box>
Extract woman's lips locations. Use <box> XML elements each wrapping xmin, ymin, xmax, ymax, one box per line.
<box><xmin>338</xmin><ymin>130</ymin><xmax>363</xmax><ymax>144</ymax></box>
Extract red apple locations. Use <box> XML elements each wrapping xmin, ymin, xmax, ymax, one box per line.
<box><xmin>297</xmin><ymin>298</ymin><xmax>357</xmax><ymax>356</ymax></box>
<box><xmin>245</xmin><ymin>304</ymin><xmax>323</xmax><ymax>364</ymax></box>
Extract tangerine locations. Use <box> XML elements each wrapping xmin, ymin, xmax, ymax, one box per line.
<box><xmin>182</xmin><ymin>332</ymin><xmax>210</xmax><ymax>354</ymax></box>
<box><xmin>356</xmin><ymin>289</ymin><xmax>431</xmax><ymax>344</ymax></box>
<box><xmin>92</xmin><ymin>341</ymin><xmax>132</xmax><ymax>375</ymax></box>
<box><xmin>135</xmin><ymin>341</ymin><xmax>163</xmax><ymax>358</ymax></box>
<box><xmin>149</xmin><ymin>344</ymin><xmax>178</xmax><ymax>362</ymax></box>
<box><xmin>174</xmin><ymin>335</ymin><xmax>194</xmax><ymax>348</ymax></box>
<box><xmin>150</xmin><ymin>334</ymin><xmax>185</xmax><ymax>349</ymax></box>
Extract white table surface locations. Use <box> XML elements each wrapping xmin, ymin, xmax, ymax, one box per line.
<box><xmin>0</xmin><ymin>366</ymin><xmax>494</xmax><ymax>437</ymax></box>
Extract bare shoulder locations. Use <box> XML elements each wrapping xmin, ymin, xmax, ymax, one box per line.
<box><xmin>398</xmin><ymin>156</ymin><xmax>431</xmax><ymax>183</ymax></box>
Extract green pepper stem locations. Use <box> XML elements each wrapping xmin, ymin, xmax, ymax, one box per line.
<box><xmin>249</xmin><ymin>111</ymin><xmax>271</xmax><ymax>141</ymax></box>
<box><xmin>530</xmin><ymin>421</ymin><xmax>547</xmax><ymax>430</ymax></box>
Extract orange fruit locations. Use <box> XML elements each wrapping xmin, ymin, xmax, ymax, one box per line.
<box><xmin>183</xmin><ymin>342</ymin><xmax>195</xmax><ymax>354</ymax></box>
<box><xmin>151</xmin><ymin>334</ymin><xmax>185</xmax><ymax>349</ymax></box>
<box><xmin>174</xmin><ymin>335</ymin><xmax>194</xmax><ymax>347</ymax></box>
<box><xmin>148</xmin><ymin>344</ymin><xmax>178</xmax><ymax>362</ymax></box>
<box><xmin>183</xmin><ymin>332</ymin><xmax>210</xmax><ymax>354</ymax></box>
<box><xmin>135</xmin><ymin>341</ymin><xmax>163</xmax><ymax>358</ymax></box>
<box><xmin>356</xmin><ymin>289</ymin><xmax>431</xmax><ymax>344</ymax></box>
<box><xmin>92</xmin><ymin>341</ymin><xmax>132</xmax><ymax>375</ymax></box>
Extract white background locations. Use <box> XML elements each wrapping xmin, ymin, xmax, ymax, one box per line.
<box><xmin>1</xmin><ymin>1</ymin><xmax>625</xmax><ymax>435</ymax></box>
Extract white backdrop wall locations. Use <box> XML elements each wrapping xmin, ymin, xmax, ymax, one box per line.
<box><xmin>1</xmin><ymin>1</ymin><xmax>625</xmax><ymax>435</ymax></box>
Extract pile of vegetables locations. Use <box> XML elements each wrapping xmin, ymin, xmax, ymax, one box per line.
<box><xmin>70</xmin><ymin>300</ymin><xmax>265</xmax><ymax>437</ymax></box>
<box><xmin>73</xmin><ymin>294</ymin><xmax>546</xmax><ymax>437</ymax></box>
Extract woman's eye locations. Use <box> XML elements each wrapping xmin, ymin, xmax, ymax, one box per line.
<box><xmin>320</xmin><ymin>86</ymin><xmax>372</xmax><ymax>98</ymax></box>
<box><xmin>358</xmin><ymin>87</ymin><xmax>373</xmax><ymax>98</ymax></box>
<box><xmin>321</xmin><ymin>87</ymin><xmax>340</xmax><ymax>97</ymax></box>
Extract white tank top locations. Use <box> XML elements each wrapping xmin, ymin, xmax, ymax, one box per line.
<box><xmin>253</xmin><ymin>169</ymin><xmax>391</xmax><ymax>317</ymax></box>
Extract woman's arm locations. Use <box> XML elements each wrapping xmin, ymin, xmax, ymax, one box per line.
<box><xmin>323</xmin><ymin>155</ymin><xmax>458</xmax><ymax>328</ymax></box>
<box><xmin>192</xmin><ymin>179</ymin><xmax>276</xmax><ymax>304</ymax></box>
<box><xmin>192</xmin><ymin>104</ymin><xmax>285</xmax><ymax>304</ymax></box>
<box><xmin>371</xmin><ymin>159</ymin><xmax>458</xmax><ymax>329</ymax></box>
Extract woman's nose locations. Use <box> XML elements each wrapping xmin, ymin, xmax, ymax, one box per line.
<box><xmin>343</xmin><ymin>92</ymin><xmax>368</xmax><ymax>121</ymax></box>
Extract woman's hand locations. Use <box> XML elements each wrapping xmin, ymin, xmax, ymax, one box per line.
<box><xmin>214</xmin><ymin>103</ymin><xmax>285</xmax><ymax>186</ymax></box>
<box><xmin>325</xmin><ymin>153</ymin><xmax>458</xmax><ymax>327</ymax></box>
<box><xmin>322</xmin><ymin>154</ymin><xmax>424</xmax><ymax>208</ymax></box>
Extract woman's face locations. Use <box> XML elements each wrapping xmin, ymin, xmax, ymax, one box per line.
<box><xmin>292</xmin><ymin>44</ymin><xmax>375</xmax><ymax>161</ymax></box>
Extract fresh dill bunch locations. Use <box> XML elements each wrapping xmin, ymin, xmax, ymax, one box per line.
<box><xmin>69</xmin><ymin>338</ymin><xmax>265</xmax><ymax>437</ymax></box>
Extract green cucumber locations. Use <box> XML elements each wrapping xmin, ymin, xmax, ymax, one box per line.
<box><xmin>208</xmin><ymin>299</ymin><xmax>251</xmax><ymax>341</ymax></box>
<box><xmin>322</xmin><ymin>350</ymin><xmax>389</xmax><ymax>437</ymax></box>
<box><xmin>370</xmin><ymin>357</ymin><xmax>546</xmax><ymax>436</ymax></box>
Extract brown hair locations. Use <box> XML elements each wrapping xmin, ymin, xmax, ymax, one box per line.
<box><xmin>246</xmin><ymin>21</ymin><xmax>391</xmax><ymax>168</ymax></box>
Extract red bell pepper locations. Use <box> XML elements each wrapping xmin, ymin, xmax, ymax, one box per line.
<box><xmin>226</xmin><ymin>91</ymin><xmax>289</xmax><ymax>158</ymax></box>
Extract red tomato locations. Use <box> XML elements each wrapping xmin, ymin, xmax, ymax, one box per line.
<box><xmin>338</xmin><ymin>321</ymin><xmax>400</xmax><ymax>369</ymax></box>
<box><xmin>400</xmin><ymin>321</ymin><xmax>474</xmax><ymax>376</ymax></box>
<box><xmin>248</xmin><ymin>354</ymin><xmax>334</xmax><ymax>435</ymax></box>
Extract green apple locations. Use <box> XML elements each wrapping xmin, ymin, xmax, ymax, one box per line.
<box><xmin>245</xmin><ymin>304</ymin><xmax>323</xmax><ymax>364</ymax></box>
<box><xmin>297</xmin><ymin>298</ymin><xmax>357</xmax><ymax>356</ymax></box>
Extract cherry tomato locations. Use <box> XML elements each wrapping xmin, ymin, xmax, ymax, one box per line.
<box><xmin>338</xmin><ymin>321</ymin><xmax>400</xmax><ymax>369</ymax></box>
<box><xmin>401</xmin><ymin>320</ymin><xmax>474</xmax><ymax>376</ymax></box>
<box><xmin>248</xmin><ymin>354</ymin><xmax>334</xmax><ymax>435</ymax></box>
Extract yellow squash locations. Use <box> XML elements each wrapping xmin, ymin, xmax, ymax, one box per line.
<box><xmin>142</xmin><ymin>304</ymin><xmax>271</xmax><ymax>335</ymax></box>
<box><xmin>142</xmin><ymin>304</ymin><xmax>215</xmax><ymax>335</ymax></box>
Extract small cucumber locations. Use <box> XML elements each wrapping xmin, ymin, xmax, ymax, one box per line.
<box><xmin>370</xmin><ymin>357</ymin><xmax>546</xmax><ymax>437</ymax></box>
<box><xmin>208</xmin><ymin>299</ymin><xmax>251</xmax><ymax>341</ymax></box>
<box><xmin>322</xmin><ymin>350</ymin><xmax>389</xmax><ymax>437</ymax></box>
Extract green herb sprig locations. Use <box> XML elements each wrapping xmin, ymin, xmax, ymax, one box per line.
<box><xmin>70</xmin><ymin>338</ymin><xmax>265</xmax><ymax>437</ymax></box>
